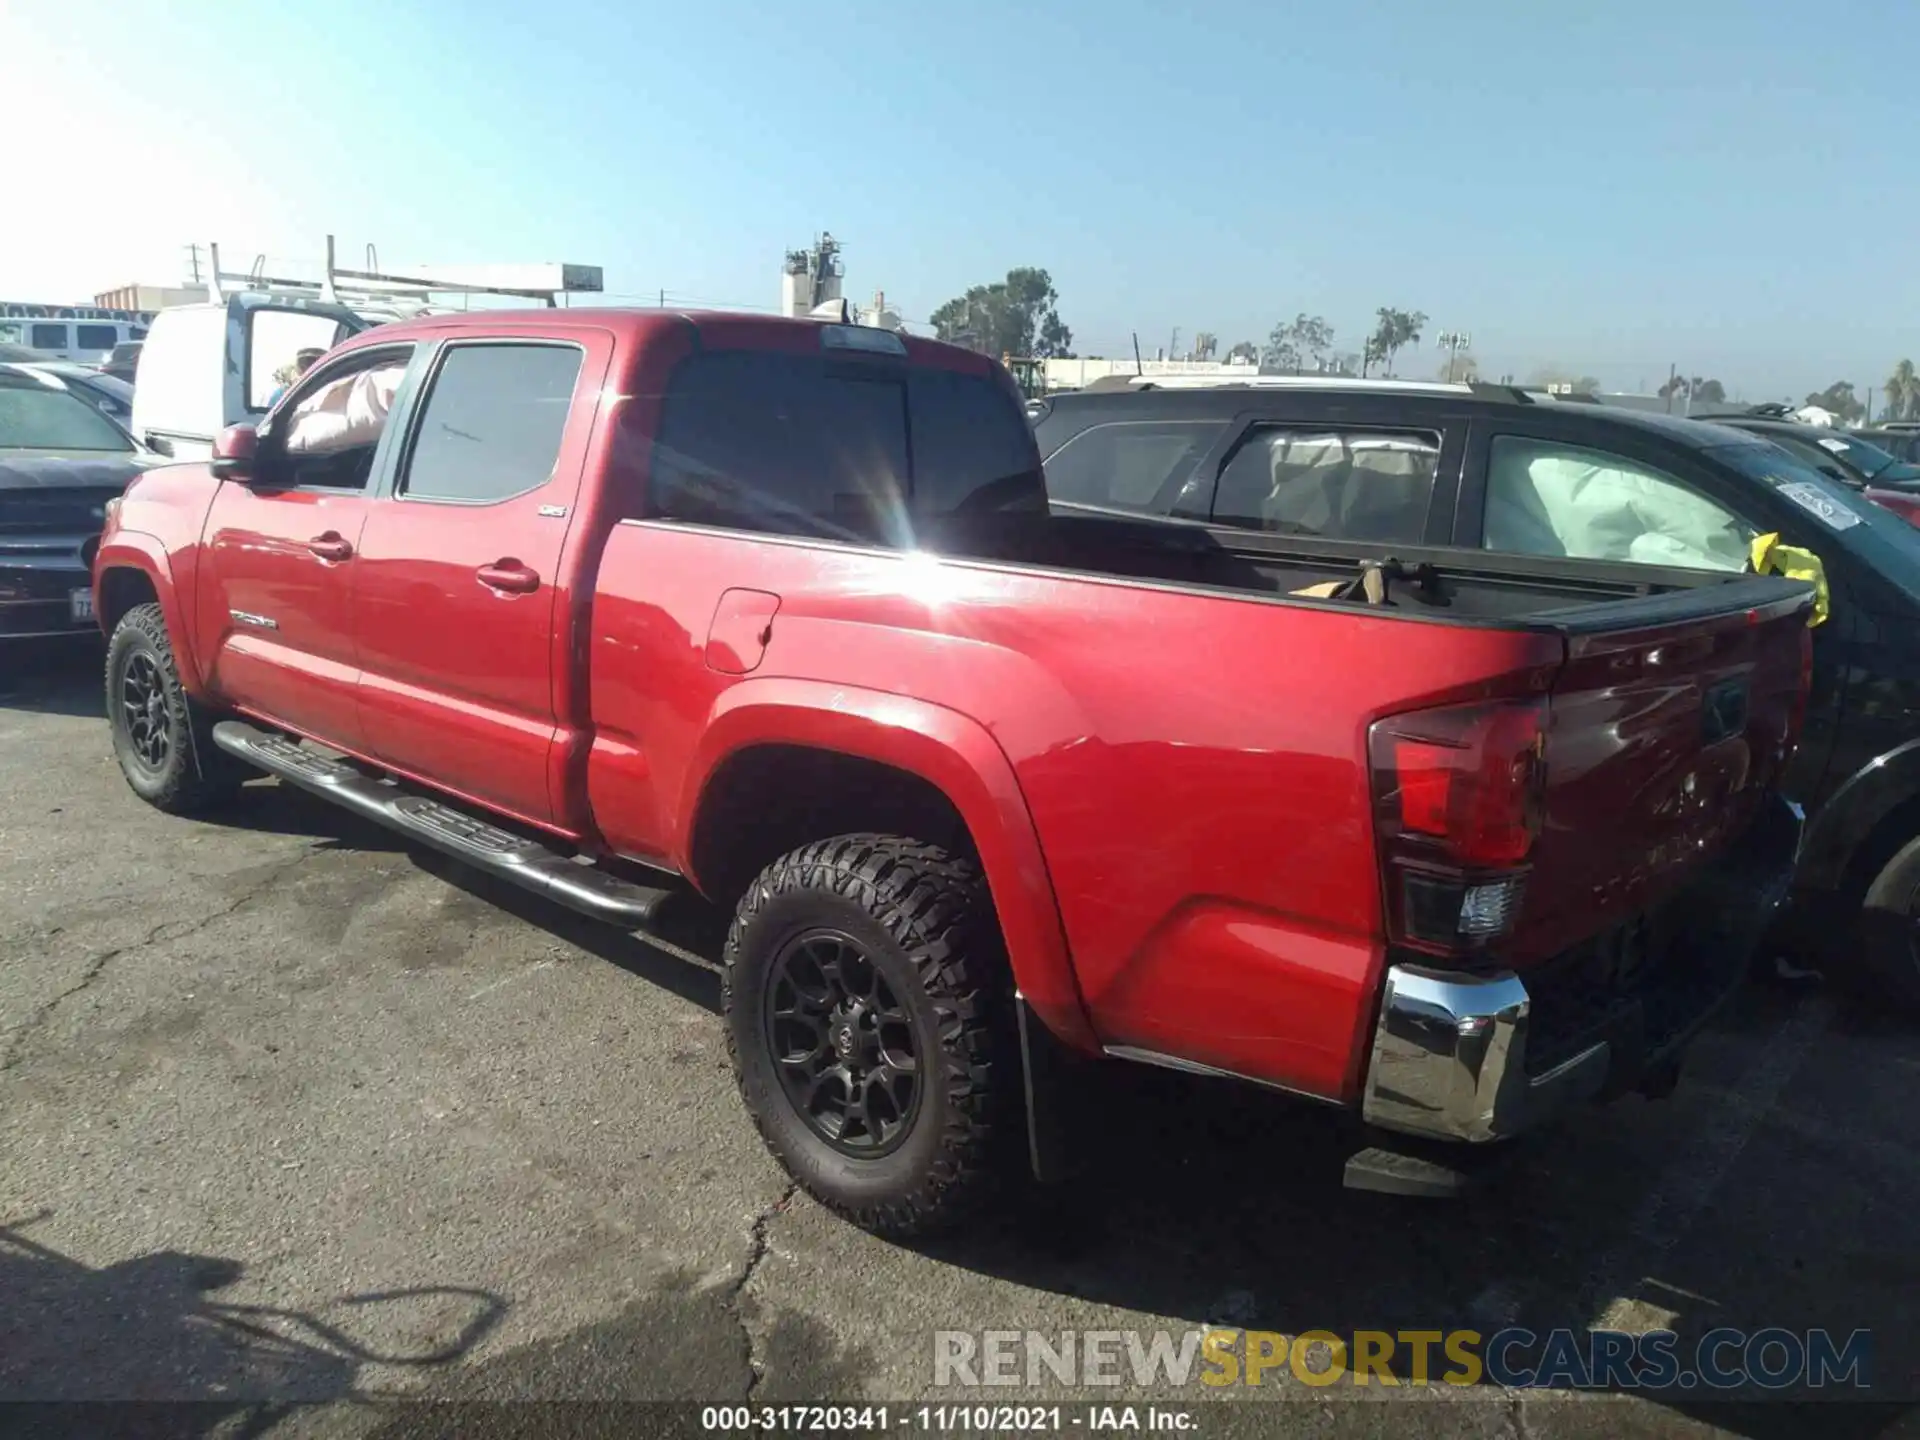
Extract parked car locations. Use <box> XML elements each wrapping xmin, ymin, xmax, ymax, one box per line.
<box><xmin>17</xmin><ymin>361</ymin><xmax>135</xmax><ymax>427</ymax></box>
<box><xmin>1032</xmin><ymin>378</ymin><xmax>1920</xmax><ymax>1008</ymax></box>
<box><xmin>1706</xmin><ymin>411</ymin><xmax>1920</xmax><ymax>489</ymax></box>
<box><xmin>0</xmin><ymin>364</ymin><xmax>161</xmax><ymax>639</ymax></box>
<box><xmin>96</xmin><ymin>313</ymin><xmax>1811</xmax><ymax>1231</ymax></box>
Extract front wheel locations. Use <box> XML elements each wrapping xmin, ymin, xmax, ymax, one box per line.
<box><xmin>1858</xmin><ymin>835</ymin><xmax>1920</xmax><ymax>1016</ymax></box>
<box><xmin>106</xmin><ymin>602</ymin><xmax>245</xmax><ymax>815</ymax></box>
<box><xmin>722</xmin><ymin>834</ymin><xmax>1017</xmax><ymax>1238</ymax></box>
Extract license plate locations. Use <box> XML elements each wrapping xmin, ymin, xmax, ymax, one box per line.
<box><xmin>69</xmin><ymin>588</ymin><xmax>95</xmax><ymax>622</ymax></box>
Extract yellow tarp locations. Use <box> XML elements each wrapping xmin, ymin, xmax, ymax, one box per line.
<box><xmin>1750</xmin><ymin>532</ymin><xmax>1829</xmax><ymax>626</ymax></box>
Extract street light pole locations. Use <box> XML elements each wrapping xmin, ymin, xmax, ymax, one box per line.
<box><xmin>1436</xmin><ymin>330</ymin><xmax>1470</xmax><ymax>383</ymax></box>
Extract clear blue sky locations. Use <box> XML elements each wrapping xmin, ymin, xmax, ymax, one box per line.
<box><xmin>3</xmin><ymin>0</ymin><xmax>1909</xmax><ymax>401</ymax></box>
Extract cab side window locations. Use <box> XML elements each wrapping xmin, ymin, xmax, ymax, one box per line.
<box><xmin>267</xmin><ymin>347</ymin><xmax>414</xmax><ymax>492</ymax></box>
<box><xmin>1484</xmin><ymin>435</ymin><xmax>1754</xmax><ymax>572</ymax></box>
<box><xmin>1043</xmin><ymin>420</ymin><xmax>1225</xmax><ymax>512</ymax></box>
<box><xmin>1212</xmin><ymin>425</ymin><xmax>1439</xmax><ymax>542</ymax></box>
<box><xmin>399</xmin><ymin>344</ymin><xmax>584</xmax><ymax>504</ymax></box>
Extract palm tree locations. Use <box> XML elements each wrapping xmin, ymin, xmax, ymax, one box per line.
<box><xmin>1886</xmin><ymin>360</ymin><xmax>1919</xmax><ymax>422</ymax></box>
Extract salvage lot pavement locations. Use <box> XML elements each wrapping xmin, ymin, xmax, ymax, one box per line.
<box><xmin>2</xmin><ymin>640</ymin><xmax>1916</xmax><ymax>1439</ymax></box>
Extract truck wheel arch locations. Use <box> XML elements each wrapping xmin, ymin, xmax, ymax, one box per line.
<box><xmin>95</xmin><ymin>538</ymin><xmax>205</xmax><ymax>696</ymax></box>
<box><xmin>1800</xmin><ymin>737</ymin><xmax>1920</xmax><ymax>897</ymax></box>
<box><xmin>679</xmin><ymin>679</ymin><xmax>1097</xmax><ymax>1052</ymax></box>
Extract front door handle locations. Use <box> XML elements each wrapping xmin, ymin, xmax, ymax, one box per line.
<box><xmin>477</xmin><ymin>560</ymin><xmax>540</xmax><ymax>595</ymax></box>
<box><xmin>307</xmin><ymin>532</ymin><xmax>353</xmax><ymax>562</ymax></box>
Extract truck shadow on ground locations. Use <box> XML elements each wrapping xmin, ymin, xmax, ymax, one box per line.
<box><xmin>0</xmin><ymin>1212</ymin><xmax>507</xmax><ymax>1438</ymax></box>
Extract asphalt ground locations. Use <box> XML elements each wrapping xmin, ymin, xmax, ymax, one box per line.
<box><xmin>2</xmin><ymin>636</ymin><xmax>1916</xmax><ymax>1439</ymax></box>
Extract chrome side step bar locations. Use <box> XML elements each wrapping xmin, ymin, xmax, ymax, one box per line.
<box><xmin>211</xmin><ymin>720</ymin><xmax>673</xmax><ymax>927</ymax></box>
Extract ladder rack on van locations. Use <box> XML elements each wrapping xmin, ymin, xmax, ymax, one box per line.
<box><xmin>202</xmin><ymin>235</ymin><xmax>604</xmax><ymax>321</ymax></box>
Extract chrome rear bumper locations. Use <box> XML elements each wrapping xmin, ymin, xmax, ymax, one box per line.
<box><xmin>1360</xmin><ymin>794</ymin><xmax>1803</xmax><ymax>1145</ymax></box>
<box><xmin>1360</xmin><ymin>968</ymin><xmax>1609</xmax><ymax>1142</ymax></box>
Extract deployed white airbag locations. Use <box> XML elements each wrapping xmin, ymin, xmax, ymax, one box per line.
<box><xmin>1484</xmin><ymin>438</ymin><xmax>1751</xmax><ymax>573</ymax></box>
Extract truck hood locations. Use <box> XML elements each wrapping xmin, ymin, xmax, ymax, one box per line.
<box><xmin>0</xmin><ymin>452</ymin><xmax>161</xmax><ymax>491</ymax></box>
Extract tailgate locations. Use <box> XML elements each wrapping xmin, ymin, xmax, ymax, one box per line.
<box><xmin>1512</xmin><ymin>576</ymin><xmax>1813</xmax><ymax>965</ymax></box>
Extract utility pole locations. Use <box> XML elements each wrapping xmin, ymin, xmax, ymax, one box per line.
<box><xmin>1435</xmin><ymin>330</ymin><xmax>1470</xmax><ymax>383</ymax></box>
<box><xmin>1665</xmin><ymin>363</ymin><xmax>1677</xmax><ymax>414</ymax></box>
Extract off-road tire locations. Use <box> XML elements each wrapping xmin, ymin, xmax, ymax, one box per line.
<box><xmin>722</xmin><ymin>833</ymin><xmax>1017</xmax><ymax>1238</ymax></box>
<box><xmin>105</xmin><ymin>602</ymin><xmax>246</xmax><ymax>815</ymax></box>
<box><xmin>1858</xmin><ymin>836</ymin><xmax>1920</xmax><ymax>1015</ymax></box>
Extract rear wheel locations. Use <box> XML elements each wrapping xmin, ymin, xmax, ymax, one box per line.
<box><xmin>722</xmin><ymin>833</ymin><xmax>1017</xmax><ymax>1238</ymax></box>
<box><xmin>106</xmin><ymin>603</ymin><xmax>245</xmax><ymax>814</ymax></box>
<box><xmin>1858</xmin><ymin>836</ymin><xmax>1920</xmax><ymax>1015</ymax></box>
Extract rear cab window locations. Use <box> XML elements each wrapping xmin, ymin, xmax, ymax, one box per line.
<box><xmin>644</xmin><ymin>347</ymin><xmax>1043</xmax><ymax>548</ymax></box>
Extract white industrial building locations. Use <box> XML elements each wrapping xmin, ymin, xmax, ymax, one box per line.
<box><xmin>1042</xmin><ymin>355</ymin><xmax>1260</xmax><ymax>391</ymax></box>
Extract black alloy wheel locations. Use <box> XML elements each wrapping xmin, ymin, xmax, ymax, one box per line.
<box><xmin>764</xmin><ymin>928</ymin><xmax>922</xmax><ymax>1156</ymax></box>
<box><xmin>118</xmin><ymin>649</ymin><xmax>173</xmax><ymax>776</ymax></box>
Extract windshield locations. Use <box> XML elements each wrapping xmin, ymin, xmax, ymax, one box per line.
<box><xmin>1867</xmin><ymin>459</ymin><xmax>1920</xmax><ymax>489</ymax></box>
<box><xmin>1787</xmin><ymin>430</ymin><xmax>1901</xmax><ymax>482</ymax></box>
<box><xmin>1712</xmin><ymin>438</ymin><xmax>1920</xmax><ymax>565</ymax></box>
<box><xmin>0</xmin><ymin>378</ymin><xmax>136</xmax><ymax>452</ymax></box>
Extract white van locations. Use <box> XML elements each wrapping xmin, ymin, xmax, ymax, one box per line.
<box><xmin>0</xmin><ymin>316</ymin><xmax>147</xmax><ymax>364</ymax></box>
<box><xmin>128</xmin><ymin>293</ymin><xmax>367</xmax><ymax>459</ymax></box>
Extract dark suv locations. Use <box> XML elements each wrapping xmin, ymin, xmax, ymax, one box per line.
<box><xmin>1031</xmin><ymin>378</ymin><xmax>1920</xmax><ymax>1007</ymax></box>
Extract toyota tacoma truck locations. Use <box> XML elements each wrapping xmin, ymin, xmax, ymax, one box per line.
<box><xmin>94</xmin><ymin>310</ymin><xmax>1812</xmax><ymax>1236</ymax></box>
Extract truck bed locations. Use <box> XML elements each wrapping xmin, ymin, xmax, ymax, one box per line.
<box><xmin>950</xmin><ymin>504</ymin><xmax>1794</xmax><ymax>630</ymax></box>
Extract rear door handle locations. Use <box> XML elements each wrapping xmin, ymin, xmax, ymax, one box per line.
<box><xmin>307</xmin><ymin>533</ymin><xmax>353</xmax><ymax>562</ymax></box>
<box><xmin>477</xmin><ymin>560</ymin><xmax>540</xmax><ymax>595</ymax></box>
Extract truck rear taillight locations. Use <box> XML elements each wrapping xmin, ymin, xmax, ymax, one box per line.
<box><xmin>1368</xmin><ymin>697</ymin><xmax>1548</xmax><ymax>955</ymax></box>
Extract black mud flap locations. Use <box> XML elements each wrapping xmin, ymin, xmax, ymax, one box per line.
<box><xmin>1016</xmin><ymin>993</ymin><xmax>1098</xmax><ymax>1185</ymax></box>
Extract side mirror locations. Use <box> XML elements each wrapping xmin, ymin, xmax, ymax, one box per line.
<box><xmin>210</xmin><ymin>424</ymin><xmax>258</xmax><ymax>481</ymax></box>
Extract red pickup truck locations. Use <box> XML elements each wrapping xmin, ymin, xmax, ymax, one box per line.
<box><xmin>93</xmin><ymin>309</ymin><xmax>1812</xmax><ymax>1235</ymax></box>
